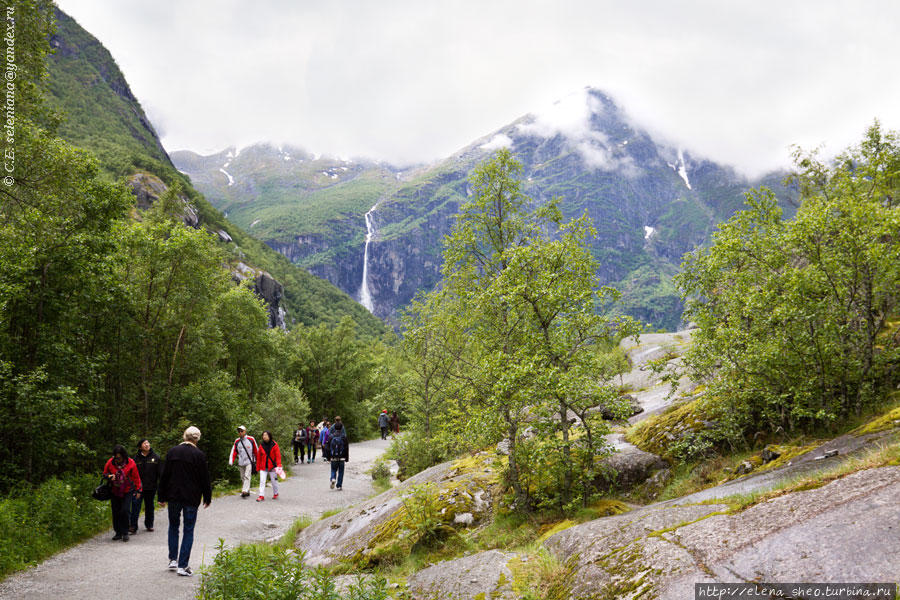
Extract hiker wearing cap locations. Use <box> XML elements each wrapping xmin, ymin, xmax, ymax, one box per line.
<box><xmin>378</xmin><ymin>409</ymin><xmax>389</xmax><ymax>440</ymax></box>
<box><xmin>158</xmin><ymin>426</ymin><xmax>212</xmax><ymax>577</ymax></box>
<box><xmin>229</xmin><ymin>426</ymin><xmax>257</xmax><ymax>498</ymax></box>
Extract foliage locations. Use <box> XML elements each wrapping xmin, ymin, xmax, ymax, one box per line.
<box><xmin>197</xmin><ymin>539</ymin><xmax>388</xmax><ymax>600</ymax></box>
<box><xmin>0</xmin><ymin>474</ymin><xmax>110</xmax><ymax>579</ymax></box>
<box><xmin>399</xmin><ymin>150</ymin><xmax>639</xmax><ymax>510</ymax></box>
<box><xmin>677</xmin><ymin>123</ymin><xmax>900</xmax><ymax>444</ymax></box>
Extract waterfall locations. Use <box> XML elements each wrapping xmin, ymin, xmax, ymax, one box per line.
<box><xmin>358</xmin><ymin>204</ymin><xmax>377</xmax><ymax>313</ymax></box>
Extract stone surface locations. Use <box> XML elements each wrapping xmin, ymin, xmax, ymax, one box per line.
<box><xmin>294</xmin><ymin>453</ymin><xmax>499</xmax><ymax>567</ymax></box>
<box><xmin>598</xmin><ymin>437</ymin><xmax>668</xmax><ymax>493</ymax></box>
<box><xmin>407</xmin><ymin>550</ymin><xmax>517</xmax><ymax>600</ymax></box>
<box><xmin>544</xmin><ymin>467</ymin><xmax>900</xmax><ymax>600</ymax></box>
<box><xmin>127</xmin><ymin>172</ymin><xmax>200</xmax><ymax>228</ymax></box>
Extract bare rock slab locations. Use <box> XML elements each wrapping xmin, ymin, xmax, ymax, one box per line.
<box><xmin>543</xmin><ymin>466</ymin><xmax>900</xmax><ymax>600</ymax></box>
<box><xmin>407</xmin><ymin>550</ymin><xmax>518</xmax><ymax>600</ymax></box>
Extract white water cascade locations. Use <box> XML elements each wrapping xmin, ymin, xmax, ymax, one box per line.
<box><xmin>358</xmin><ymin>204</ymin><xmax>378</xmax><ymax>313</ymax></box>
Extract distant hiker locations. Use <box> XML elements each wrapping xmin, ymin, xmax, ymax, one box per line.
<box><xmin>329</xmin><ymin>421</ymin><xmax>349</xmax><ymax>490</ymax></box>
<box><xmin>292</xmin><ymin>424</ymin><xmax>306</xmax><ymax>465</ymax></box>
<box><xmin>130</xmin><ymin>438</ymin><xmax>161</xmax><ymax>534</ymax></box>
<box><xmin>158</xmin><ymin>425</ymin><xmax>212</xmax><ymax>577</ymax></box>
<box><xmin>256</xmin><ymin>431</ymin><xmax>282</xmax><ymax>501</ymax></box>
<box><xmin>229</xmin><ymin>425</ymin><xmax>257</xmax><ymax>498</ymax></box>
<box><xmin>389</xmin><ymin>411</ymin><xmax>400</xmax><ymax>436</ymax></box>
<box><xmin>378</xmin><ymin>409</ymin><xmax>390</xmax><ymax>439</ymax></box>
<box><xmin>306</xmin><ymin>420</ymin><xmax>319</xmax><ymax>463</ymax></box>
<box><xmin>320</xmin><ymin>420</ymin><xmax>331</xmax><ymax>461</ymax></box>
<box><xmin>103</xmin><ymin>444</ymin><xmax>142</xmax><ymax>542</ymax></box>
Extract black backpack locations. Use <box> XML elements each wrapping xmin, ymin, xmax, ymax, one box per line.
<box><xmin>329</xmin><ymin>434</ymin><xmax>346</xmax><ymax>459</ymax></box>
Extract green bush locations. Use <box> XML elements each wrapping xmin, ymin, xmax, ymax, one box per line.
<box><xmin>197</xmin><ymin>539</ymin><xmax>388</xmax><ymax>600</ymax></box>
<box><xmin>0</xmin><ymin>474</ymin><xmax>110</xmax><ymax>578</ymax></box>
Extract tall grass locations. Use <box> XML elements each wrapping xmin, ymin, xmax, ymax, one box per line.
<box><xmin>0</xmin><ymin>474</ymin><xmax>110</xmax><ymax>579</ymax></box>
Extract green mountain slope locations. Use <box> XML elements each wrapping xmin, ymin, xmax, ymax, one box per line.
<box><xmin>175</xmin><ymin>91</ymin><xmax>795</xmax><ymax>330</ymax></box>
<box><xmin>44</xmin><ymin>9</ymin><xmax>387</xmax><ymax>337</ymax></box>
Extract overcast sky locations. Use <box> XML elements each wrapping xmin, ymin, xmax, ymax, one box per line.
<box><xmin>55</xmin><ymin>0</ymin><xmax>900</xmax><ymax>176</ymax></box>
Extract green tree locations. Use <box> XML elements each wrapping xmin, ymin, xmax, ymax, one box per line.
<box><xmin>677</xmin><ymin>123</ymin><xmax>900</xmax><ymax>446</ymax></box>
<box><xmin>403</xmin><ymin>149</ymin><xmax>638</xmax><ymax>509</ymax></box>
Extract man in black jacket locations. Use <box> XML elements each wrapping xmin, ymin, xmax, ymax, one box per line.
<box><xmin>130</xmin><ymin>438</ymin><xmax>161</xmax><ymax>534</ymax></box>
<box><xmin>158</xmin><ymin>426</ymin><xmax>211</xmax><ymax>577</ymax></box>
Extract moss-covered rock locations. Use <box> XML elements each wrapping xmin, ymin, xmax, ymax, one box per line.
<box><xmin>407</xmin><ymin>550</ymin><xmax>518</xmax><ymax>600</ymax></box>
<box><xmin>294</xmin><ymin>452</ymin><xmax>503</xmax><ymax>568</ymax></box>
<box><xmin>624</xmin><ymin>398</ymin><xmax>710</xmax><ymax>458</ymax></box>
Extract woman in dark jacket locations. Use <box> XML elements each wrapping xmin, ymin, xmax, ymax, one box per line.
<box><xmin>130</xmin><ymin>438</ymin><xmax>161</xmax><ymax>534</ymax></box>
<box><xmin>103</xmin><ymin>445</ymin><xmax>142</xmax><ymax>542</ymax></box>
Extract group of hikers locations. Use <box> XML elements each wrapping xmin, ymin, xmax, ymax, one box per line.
<box><xmin>100</xmin><ymin>415</ymin><xmax>354</xmax><ymax>577</ymax></box>
<box><xmin>378</xmin><ymin>409</ymin><xmax>400</xmax><ymax>440</ymax></box>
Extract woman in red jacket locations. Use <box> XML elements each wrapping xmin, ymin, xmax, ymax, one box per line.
<box><xmin>103</xmin><ymin>445</ymin><xmax>142</xmax><ymax>541</ymax></box>
<box><xmin>256</xmin><ymin>431</ymin><xmax>282</xmax><ymax>501</ymax></box>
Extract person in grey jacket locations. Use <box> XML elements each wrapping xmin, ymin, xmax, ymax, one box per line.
<box><xmin>378</xmin><ymin>409</ymin><xmax>389</xmax><ymax>439</ymax></box>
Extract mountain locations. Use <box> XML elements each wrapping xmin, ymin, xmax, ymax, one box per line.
<box><xmin>174</xmin><ymin>90</ymin><xmax>793</xmax><ymax>330</ymax></box>
<box><xmin>43</xmin><ymin>9</ymin><xmax>388</xmax><ymax>338</ymax></box>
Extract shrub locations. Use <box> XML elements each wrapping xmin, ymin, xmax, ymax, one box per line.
<box><xmin>0</xmin><ymin>474</ymin><xmax>110</xmax><ymax>578</ymax></box>
<box><xmin>197</xmin><ymin>539</ymin><xmax>388</xmax><ymax>600</ymax></box>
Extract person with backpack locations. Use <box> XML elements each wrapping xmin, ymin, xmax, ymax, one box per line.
<box><xmin>320</xmin><ymin>420</ymin><xmax>331</xmax><ymax>461</ymax></box>
<box><xmin>292</xmin><ymin>424</ymin><xmax>307</xmax><ymax>465</ymax></box>
<box><xmin>130</xmin><ymin>438</ymin><xmax>161</xmax><ymax>534</ymax></box>
<box><xmin>378</xmin><ymin>409</ymin><xmax>390</xmax><ymax>439</ymax></box>
<box><xmin>103</xmin><ymin>445</ymin><xmax>142</xmax><ymax>542</ymax></box>
<box><xmin>305</xmin><ymin>420</ymin><xmax>319</xmax><ymax>464</ymax></box>
<box><xmin>229</xmin><ymin>426</ymin><xmax>257</xmax><ymax>498</ymax></box>
<box><xmin>158</xmin><ymin>426</ymin><xmax>211</xmax><ymax>577</ymax></box>
<box><xmin>329</xmin><ymin>421</ymin><xmax>349</xmax><ymax>490</ymax></box>
<box><xmin>256</xmin><ymin>430</ymin><xmax>282</xmax><ymax>501</ymax></box>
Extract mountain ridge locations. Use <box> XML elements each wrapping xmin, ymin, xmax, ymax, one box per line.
<box><xmin>174</xmin><ymin>88</ymin><xmax>794</xmax><ymax>329</ymax></box>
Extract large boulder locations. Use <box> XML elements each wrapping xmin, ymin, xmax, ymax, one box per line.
<box><xmin>294</xmin><ymin>453</ymin><xmax>501</xmax><ymax>568</ymax></box>
<box><xmin>597</xmin><ymin>441</ymin><xmax>669</xmax><ymax>493</ymax></box>
<box><xmin>407</xmin><ymin>550</ymin><xmax>518</xmax><ymax>600</ymax></box>
<box><xmin>543</xmin><ymin>466</ymin><xmax>900</xmax><ymax>600</ymax></box>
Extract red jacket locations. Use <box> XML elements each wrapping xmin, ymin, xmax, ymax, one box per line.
<box><xmin>256</xmin><ymin>442</ymin><xmax>282</xmax><ymax>471</ymax></box>
<box><xmin>103</xmin><ymin>457</ymin><xmax>142</xmax><ymax>497</ymax></box>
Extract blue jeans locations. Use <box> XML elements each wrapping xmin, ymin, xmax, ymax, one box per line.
<box><xmin>330</xmin><ymin>460</ymin><xmax>345</xmax><ymax>488</ymax></box>
<box><xmin>167</xmin><ymin>503</ymin><xmax>198</xmax><ymax>569</ymax></box>
<box><xmin>307</xmin><ymin>442</ymin><xmax>316</xmax><ymax>461</ymax></box>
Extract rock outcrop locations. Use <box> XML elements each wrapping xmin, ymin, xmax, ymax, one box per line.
<box><xmin>543</xmin><ymin>467</ymin><xmax>900</xmax><ymax>600</ymax></box>
<box><xmin>231</xmin><ymin>262</ymin><xmax>288</xmax><ymax>329</ymax></box>
<box><xmin>127</xmin><ymin>173</ymin><xmax>200</xmax><ymax>228</ymax></box>
<box><xmin>407</xmin><ymin>550</ymin><xmax>518</xmax><ymax>600</ymax></box>
<box><xmin>294</xmin><ymin>453</ymin><xmax>500</xmax><ymax>568</ymax></box>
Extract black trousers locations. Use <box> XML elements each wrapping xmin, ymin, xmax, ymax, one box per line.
<box><xmin>293</xmin><ymin>442</ymin><xmax>304</xmax><ymax>462</ymax></box>
<box><xmin>130</xmin><ymin>489</ymin><xmax>156</xmax><ymax>529</ymax></box>
<box><xmin>110</xmin><ymin>491</ymin><xmax>133</xmax><ymax>536</ymax></box>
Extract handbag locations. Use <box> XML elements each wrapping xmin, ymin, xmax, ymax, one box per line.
<box><xmin>92</xmin><ymin>477</ymin><xmax>112</xmax><ymax>501</ymax></box>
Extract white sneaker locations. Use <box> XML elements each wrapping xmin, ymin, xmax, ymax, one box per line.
<box><xmin>168</xmin><ymin>560</ymin><xmax>177</xmax><ymax>570</ymax></box>
<box><xmin>177</xmin><ymin>566</ymin><xmax>193</xmax><ymax>577</ymax></box>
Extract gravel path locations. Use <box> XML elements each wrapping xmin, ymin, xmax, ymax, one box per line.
<box><xmin>0</xmin><ymin>437</ymin><xmax>392</xmax><ymax>600</ymax></box>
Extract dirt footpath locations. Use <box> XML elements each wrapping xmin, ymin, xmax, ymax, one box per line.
<box><xmin>0</xmin><ymin>437</ymin><xmax>392</xmax><ymax>600</ymax></box>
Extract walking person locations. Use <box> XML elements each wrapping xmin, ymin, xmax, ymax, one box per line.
<box><xmin>320</xmin><ymin>420</ymin><xmax>331</xmax><ymax>462</ymax></box>
<box><xmin>389</xmin><ymin>411</ymin><xmax>400</xmax><ymax>436</ymax></box>
<box><xmin>256</xmin><ymin>431</ymin><xmax>282</xmax><ymax>501</ymax></box>
<box><xmin>306</xmin><ymin>420</ymin><xmax>319</xmax><ymax>463</ymax></box>
<box><xmin>229</xmin><ymin>425</ymin><xmax>257</xmax><ymax>498</ymax></box>
<box><xmin>378</xmin><ymin>409</ymin><xmax>390</xmax><ymax>440</ymax></box>
<box><xmin>292</xmin><ymin>424</ymin><xmax>306</xmax><ymax>465</ymax></box>
<box><xmin>329</xmin><ymin>421</ymin><xmax>349</xmax><ymax>490</ymax></box>
<box><xmin>158</xmin><ymin>426</ymin><xmax>212</xmax><ymax>577</ymax></box>
<box><xmin>103</xmin><ymin>445</ymin><xmax>142</xmax><ymax>542</ymax></box>
<box><xmin>130</xmin><ymin>438</ymin><xmax>161</xmax><ymax>534</ymax></box>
